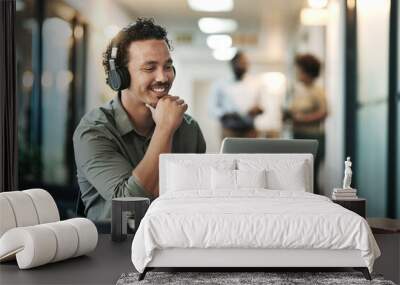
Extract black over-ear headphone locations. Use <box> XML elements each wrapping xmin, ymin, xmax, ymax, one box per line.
<box><xmin>107</xmin><ymin>47</ymin><xmax>131</xmax><ymax>91</ymax></box>
<box><xmin>107</xmin><ymin>46</ymin><xmax>177</xmax><ymax>92</ymax></box>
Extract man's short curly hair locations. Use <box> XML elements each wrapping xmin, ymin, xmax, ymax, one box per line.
<box><xmin>295</xmin><ymin>53</ymin><xmax>321</xmax><ymax>79</ymax></box>
<box><xmin>102</xmin><ymin>18</ymin><xmax>171</xmax><ymax>79</ymax></box>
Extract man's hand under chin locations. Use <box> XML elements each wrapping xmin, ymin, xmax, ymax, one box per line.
<box><xmin>134</xmin><ymin>95</ymin><xmax>187</xmax><ymax>198</ymax></box>
<box><xmin>150</xmin><ymin>95</ymin><xmax>187</xmax><ymax>133</ymax></box>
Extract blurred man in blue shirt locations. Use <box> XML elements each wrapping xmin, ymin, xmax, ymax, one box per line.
<box><xmin>209</xmin><ymin>51</ymin><xmax>263</xmax><ymax>138</ymax></box>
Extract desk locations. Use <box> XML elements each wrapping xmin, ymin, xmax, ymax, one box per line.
<box><xmin>0</xmin><ymin>234</ymin><xmax>134</xmax><ymax>285</ymax></box>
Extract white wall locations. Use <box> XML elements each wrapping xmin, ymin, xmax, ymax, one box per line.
<box><xmin>170</xmin><ymin>47</ymin><xmax>232</xmax><ymax>153</ymax></box>
<box><xmin>192</xmin><ymin>79</ymin><xmax>221</xmax><ymax>153</ymax></box>
<box><xmin>66</xmin><ymin>0</ymin><xmax>132</xmax><ymax>112</ymax></box>
<box><xmin>171</xmin><ymin>46</ymin><xmax>278</xmax><ymax>153</ymax></box>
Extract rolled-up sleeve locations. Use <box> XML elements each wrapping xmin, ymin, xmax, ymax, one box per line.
<box><xmin>73</xmin><ymin>126</ymin><xmax>147</xmax><ymax>201</ymax></box>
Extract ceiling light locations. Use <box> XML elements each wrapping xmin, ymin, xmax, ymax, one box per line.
<box><xmin>207</xmin><ymin>35</ymin><xmax>232</xmax><ymax>50</ymax></box>
<box><xmin>213</xmin><ymin>47</ymin><xmax>237</xmax><ymax>61</ymax></box>
<box><xmin>188</xmin><ymin>0</ymin><xmax>233</xmax><ymax>12</ymax></box>
<box><xmin>198</xmin><ymin>18</ymin><xmax>238</xmax><ymax>34</ymax></box>
<box><xmin>307</xmin><ymin>0</ymin><xmax>328</xmax><ymax>9</ymax></box>
<box><xmin>300</xmin><ymin>8</ymin><xmax>328</xmax><ymax>26</ymax></box>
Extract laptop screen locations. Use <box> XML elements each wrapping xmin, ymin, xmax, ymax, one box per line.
<box><xmin>220</xmin><ymin>138</ymin><xmax>318</xmax><ymax>158</ymax></box>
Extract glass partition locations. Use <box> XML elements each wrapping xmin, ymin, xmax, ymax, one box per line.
<box><xmin>356</xmin><ymin>0</ymin><xmax>390</xmax><ymax>217</ymax></box>
<box><xmin>16</xmin><ymin>0</ymin><xmax>87</xmax><ymax>218</ymax></box>
<box><xmin>41</xmin><ymin>17</ymin><xmax>72</xmax><ymax>185</ymax></box>
<box><xmin>16</xmin><ymin>0</ymin><xmax>39</xmax><ymax>184</ymax></box>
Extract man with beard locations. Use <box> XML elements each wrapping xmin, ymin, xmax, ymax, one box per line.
<box><xmin>73</xmin><ymin>18</ymin><xmax>206</xmax><ymax>221</ymax></box>
<box><xmin>209</xmin><ymin>51</ymin><xmax>264</xmax><ymax>139</ymax></box>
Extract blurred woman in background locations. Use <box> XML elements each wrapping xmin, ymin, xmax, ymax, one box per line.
<box><xmin>290</xmin><ymin>53</ymin><xmax>327</xmax><ymax>194</ymax></box>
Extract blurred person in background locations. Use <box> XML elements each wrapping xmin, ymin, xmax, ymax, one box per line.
<box><xmin>73</xmin><ymin>18</ymin><xmax>206</xmax><ymax>221</ymax></box>
<box><xmin>209</xmin><ymin>51</ymin><xmax>263</xmax><ymax>139</ymax></box>
<box><xmin>288</xmin><ymin>53</ymin><xmax>328</xmax><ymax>194</ymax></box>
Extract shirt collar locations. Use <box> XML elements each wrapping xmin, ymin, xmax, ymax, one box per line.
<box><xmin>112</xmin><ymin>93</ymin><xmax>136</xmax><ymax>136</ymax></box>
<box><xmin>112</xmin><ymin>93</ymin><xmax>155</xmax><ymax>138</ymax></box>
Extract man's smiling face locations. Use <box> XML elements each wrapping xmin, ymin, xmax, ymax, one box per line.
<box><xmin>126</xmin><ymin>39</ymin><xmax>175</xmax><ymax>107</ymax></box>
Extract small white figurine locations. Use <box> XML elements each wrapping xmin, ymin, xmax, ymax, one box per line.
<box><xmin>342</xmin><ymin>157</ymin><xmax>353</xmax><ymax>189</ymax></box>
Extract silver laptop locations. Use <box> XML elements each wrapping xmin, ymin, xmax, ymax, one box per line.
<box><xmin>220</xmin><ymin>138</ymin><xmax>319</xmax><ymax>158</ymax></box>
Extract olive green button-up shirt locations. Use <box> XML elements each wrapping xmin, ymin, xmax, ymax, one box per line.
<box><xmin>73</xmin><ymin>95</ymin><xmax>206</xmax><ymax>221</ymax></box>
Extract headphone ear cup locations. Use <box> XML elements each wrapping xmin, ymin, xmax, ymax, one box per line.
<box><xmin>108</xmin><ymin>70</ymin><xmax>122</xmax><ymax>91</ymax></box>
<box><xmin>118</xmin><ymin>67</ymin><xmax>131</xmax><ymax>90</ymax></box>
<box><xmin>108</xmin><ymin>67</ymin><xmax>130</xmax><ymax>91</ymax></box>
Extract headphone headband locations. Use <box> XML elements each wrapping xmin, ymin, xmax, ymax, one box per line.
<box><xmin>111</xmin><ymin>47</ymin><xmax>118</xmax><ymax>59</ymax></box>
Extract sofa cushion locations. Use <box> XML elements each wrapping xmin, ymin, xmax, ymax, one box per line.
<box><xmin>0</xmin><ymin>218</ymin><xmax>97</xmax><ymax>269</ymax></box>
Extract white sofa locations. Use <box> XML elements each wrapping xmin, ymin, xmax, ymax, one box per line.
<box><xmin>0</xmin><ymin>189</ymin><xmax>98</xmax><ymax>269</ymax></box>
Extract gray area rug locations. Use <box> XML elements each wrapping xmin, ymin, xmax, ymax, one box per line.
<box><xmin>117</xmin><ymin>271</ymin><xmax>396</xmax><ymax>285</ymax></box>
